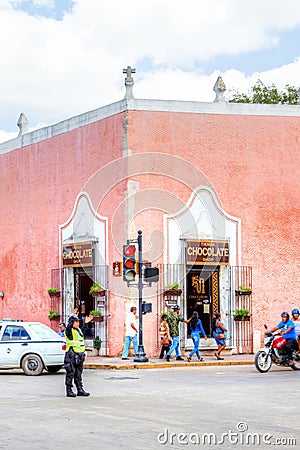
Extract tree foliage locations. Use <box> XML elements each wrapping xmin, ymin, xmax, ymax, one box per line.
<box><xmin>227</xmin><ymin>79</ymin><xmax>299</xmax><ymax>105</ymax></box>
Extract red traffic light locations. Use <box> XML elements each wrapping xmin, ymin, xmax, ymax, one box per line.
<box><xmin>123</xmin><ymin>244</ymin><xmax>137</xmax><ymax>282</ymax></box>
<box><xmin>124</xmin><ymin>245</ymin><xmax>136</xmax><ymax>257</ymax></box>
<box><xmin>124</xmin><ymin>258</ymin><xmax>135</xmax><ymax>269</ymax></box>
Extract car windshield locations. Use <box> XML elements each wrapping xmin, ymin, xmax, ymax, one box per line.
<box><xmin>28</xmin><ymin>323</ymin><xmax>60</xmax><ymax>339</ymax></box>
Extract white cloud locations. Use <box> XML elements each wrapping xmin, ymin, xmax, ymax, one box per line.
<box><xmin>0</xmin><ymin>0</ymin><xmax>300</xmax><ymax>143</ymax></box>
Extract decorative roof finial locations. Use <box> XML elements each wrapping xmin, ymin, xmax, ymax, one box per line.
<box><xmin>17</xmin><ymin>112</ymin><xmax>29</xmax><ymax>137</ymax></box>
<box><xmin>123</xmin><ymin>65</ymin><xmax>136</xmax><ymax>99</ymax></box>
<box><xmin>213</xmin><ymin>76</ymin><xmax>226</xmax><ymax>103</ymax></box>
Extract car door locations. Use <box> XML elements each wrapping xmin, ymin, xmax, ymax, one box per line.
<box><xmin>0</xmin><ymin>324</ymin><xmax>32</xmax><ymax>367</ymax></box>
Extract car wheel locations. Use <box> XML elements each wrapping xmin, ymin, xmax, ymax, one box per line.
<box><xmin>46</xmin><ymin>365</ymin><xmax>63</xmax><ymax>373</ymax></box>
<box><xmin>21</xmin><ymin>354</ymin><xmax>44</xmax><ymax>376</ymax></box>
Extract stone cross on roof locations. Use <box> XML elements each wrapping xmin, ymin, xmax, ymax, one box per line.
<box><xmin>123</xmin><ymin>65</ymin><xmax>136</xmax><ymax>99</ymax></box>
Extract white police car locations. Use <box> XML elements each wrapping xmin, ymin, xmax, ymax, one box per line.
<box><xmin>0</xmin><ymin>320</ymin><xmax>66</xmax><ymax>375</ymax></box>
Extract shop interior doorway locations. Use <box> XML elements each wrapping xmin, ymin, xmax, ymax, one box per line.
<box><xmin>186</xmin><ymin>268</ymin><xmax>219</xmax><ymax>337</ymax></box>
<box><xmin>74</xmin><ymin>268</ymin><xmax>95</xmax><ymax>338</ymax></box>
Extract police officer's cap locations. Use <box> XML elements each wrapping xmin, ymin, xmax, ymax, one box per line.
<box><xmin>68</xmin><ymin>316</ymin><xmax>80</xmax><ymax>325</ymax></box>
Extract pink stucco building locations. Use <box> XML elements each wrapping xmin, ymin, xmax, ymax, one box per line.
<box><xmin>0</xmin><ymin>71</ymin><xmax>299</xmax><ymax>356</ymax></box>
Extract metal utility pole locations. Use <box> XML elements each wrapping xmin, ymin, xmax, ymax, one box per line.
<box><xmin>134</xmin><ymin>230</ymin><xmax>148</xmax><ymax>362</ymax></box>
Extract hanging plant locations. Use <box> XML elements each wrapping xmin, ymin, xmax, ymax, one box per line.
<box><xmin>234</xmin><ymin>309</ymin><xmax>250</xmax><ymax>321</ymax></box>
<box><xmin>89</xmin><ymin>283</ymin><xmax>106</xmax><ymax>297</ymax></box>
<box><xmin>47</xmin><ymin>288</ymin><xmax>61</xmax><ymax>298</ymax></box>
<box><xmin>163</xmin><ymin>282</ymin><xmax>182</xmax><ymax>296</ymax></box>
<box><xmin>48</xmin><ymin>310</ymin><xmax>60</xmax><ymax>320</ymax></box>
<box><xmin>89</xmin><ymin>310</ymin><xmax>104</xmax><ymax>322</ymax></box>
<box><xmin>235</xmin><ymin>286</ymin><xmax>252</xmax><ymax>296</ymax></box>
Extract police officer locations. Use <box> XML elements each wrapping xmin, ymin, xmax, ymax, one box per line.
<box><xmin>64</xmin><ymin>315</ymin><xmax>93</xmax><ymax>397</ymax></box>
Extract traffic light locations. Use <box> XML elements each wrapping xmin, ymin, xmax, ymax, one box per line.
<box><xmin>123</xmin><ymin>244</ymin><xmax>136</xmax><ymax>282</ymax></box>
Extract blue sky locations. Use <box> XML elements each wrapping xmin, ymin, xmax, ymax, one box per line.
<box><xmin>1</xmin><ymin>0</ymin><xmax>300</xmax><ymax>142</ymax></box>
<box><xmin>12</xmin><ymin>0</ymin><xmax>73</xmax><ymax>20</ymax></box>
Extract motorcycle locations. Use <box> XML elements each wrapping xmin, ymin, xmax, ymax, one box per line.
<box><xmin>255</xmin><ymin>325</ymin><xmax>300</xmax><ymax>373</ymax></box>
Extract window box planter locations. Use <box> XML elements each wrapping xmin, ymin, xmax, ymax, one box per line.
<box><xmin>92</xmin><ymin>316</ymin><xmax>104</xmax><ymax>322</ymax></box>
<box><xmin>234</xmin><ymin>309</ymin><xmax>250</xmax><ymax>321</ymax></box>
<box><xmin>91</xmin><ymin>290</ymin><xmax>106</xmax><ymax>297</ymax></box>
<box><xmin>89</xmin><ymin>310</ymin><xmax>103</xmax><ymax>322</ymax></box>
<box><xmin>163</xmin><ymin>289</ymin><xmax>182</xmax><ymax>296</ymax></box>
<box><xmin>234</xmin><ymin>315</ymin><xmax>250</xmax><ymax>321</ymax></box>
<box><xmin>235</xmin><ymin>289</ymin><xmax>252</xmax><ymax>296</ymax></box>
<box><xmin>89</xmin><ymin>283</ymin><xmax>106</xmax><ymax>297</ymax></box>
<box><xmin>48</xmin><ymin>289</ymin><xmax>61</xmax><ymax>298</ymax></box>
<box><xmin>48</xmin><ymin>310</ymin><xmax>60</xmax><ymax>321</ymax></box>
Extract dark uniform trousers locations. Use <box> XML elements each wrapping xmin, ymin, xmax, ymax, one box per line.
<box><xmin>64</xmin><ymin>348</ymin><xmax>86</xmax><ymax>390</ymax></box>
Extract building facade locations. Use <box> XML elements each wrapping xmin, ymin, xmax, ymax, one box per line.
<box><xmin>0</xmin><ymin>72</ymin><xmax>299</xmax><ymax>356</ymax></box>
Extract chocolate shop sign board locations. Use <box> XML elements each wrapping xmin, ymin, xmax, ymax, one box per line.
<box><xmin>186</xmin><ymin>240</ymin><xmax>229</xmax><ymax>266</ymax></box>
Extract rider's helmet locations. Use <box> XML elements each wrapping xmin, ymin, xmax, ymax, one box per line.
<box><xmin>292</xmin><ymin>308</ymin><xmax>300</xmax><ymax>316</ymax></box>
<box><xmin>281</xmin><ymin>311</ymin><xmax>290</xmax><ymax>321</ymax></box>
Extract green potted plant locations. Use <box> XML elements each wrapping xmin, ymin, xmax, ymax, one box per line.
<box><xmin>234</xmin><ymin>309</ymin><xmax>250</xmax><ymax>321</ymax></box>
<box><xmin>47</xmin><ymin>288</ymin><xmax>61</xmax><ymax>298</ymax></box>
<box><xmin>48</xmin><ymin>310</ymin><xmax>60</xmax><ymax>320</ymax></box>
<box><xmin>235</xmin><ymin>286</ymin><xmax>252</xmax><ymax>296</ymax></box>
<box><xmin>93</xmin><ymin>336</ymin><xmax>102</xmax><ymax>350</ymax></box>
<box><xmin>163</xmin><ymin>282</ymin><xmax>182</xmax><ymax>296</ymax></box>
<box><xmin>90</xmin><ymin>335</ymin><xmax>102</xmax><ymax>356</ymax></box>
<box><xmin>89</xmin><ymin>283</ymin><xmax>106</xmax><ymax>297</ymax></box>
<box><xmin>89</xmin><ymin>310</ymin><xmax>104</xmax><ymax>322</ymax></box>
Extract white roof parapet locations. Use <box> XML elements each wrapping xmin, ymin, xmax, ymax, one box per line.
<box><xmin>17</xmin><ymin>113</ymin><xmax>29</xmax><ymax>137</ymax></box>
<box><xmin>213</xmin><ymin>76</ymin><xmax>226</xmax><ymax>103</ymax></box>
<box><xmin>1</xmin><ymin>98</ymin><xmax>300</xmax><ymax>155</ymax></box>
<box><xmin>123</xmin><ymin>65</ymin><xmax>136</xmax><ymax>99</ymax></box>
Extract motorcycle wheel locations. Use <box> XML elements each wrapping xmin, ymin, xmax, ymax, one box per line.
<box><xmin>290</xmin><ymin>354</ymin><xmax>300</xmax><ymax>370</ymax></box>
<box><xmin>254</xmin><ymin>350</ymin><xmax>272</xmax><ymax>373</ymax></box>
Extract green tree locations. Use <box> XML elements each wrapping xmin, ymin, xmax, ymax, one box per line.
<box><xmin>227</xmin><ymin>79</ymin><xmax>299</xmax><ymax>105</ymax></box>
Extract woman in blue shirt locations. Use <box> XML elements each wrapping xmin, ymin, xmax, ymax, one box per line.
<box><xmin>187</xmin><ymin>311</ymin><xmax>207</xmax><ymax>362</ymax></box>
<box><xmin>212</xmin><ymin>312</ymin><xmax>227</xmax><ymax>360</ymax></box>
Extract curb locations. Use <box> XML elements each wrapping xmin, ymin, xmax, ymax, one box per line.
<box><xmin>84</xmin><ymin>360</ymin><xmax>254</xmax><ymax>370</ymax></box>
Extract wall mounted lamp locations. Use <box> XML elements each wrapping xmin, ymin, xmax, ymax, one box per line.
<box><xmin>0</xmin><ymin>291</ymin><xmax>4</xmax><ymax>299</ymax></box>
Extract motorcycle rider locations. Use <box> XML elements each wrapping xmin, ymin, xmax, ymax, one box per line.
<box><xmin>291</xmin><ymin>308</ymin><xmax>300</xmax><ymax>351</ymax></box>
<box><xmin>267</xmin><ymin>312</ymin><xmax>297</xmax><ymax>364</ymax></box>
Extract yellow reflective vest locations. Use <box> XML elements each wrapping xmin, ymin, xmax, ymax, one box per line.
<box><xmin>65</xmin><ymin>328</ymin><xmax>85</xmax><ymax>353</ymax></box>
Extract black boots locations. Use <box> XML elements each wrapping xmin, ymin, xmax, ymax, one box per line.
<box><xmin>77</xmin><ymin>389</ymin><xmax>90</xmax><ymax>397</ymax></box>
<box><xmin>176</xmin><ymin>356</ymin><xmax>184</xmax><ymax>361</ymax></box>
<box><xmin>66</xmin><ymin>388</ymin><xmax>76</xmax><ymax>397</ymax></box>
<box><xmin>66</xmin><ymin>387</ymin><xmax>90</xmax><ymax>397</ymax></box>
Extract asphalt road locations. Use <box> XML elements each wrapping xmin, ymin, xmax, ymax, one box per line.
<box><xmin>0</xmin><ymin>365</ymin><xmax>299</xmax><ymax>450</ymax></box>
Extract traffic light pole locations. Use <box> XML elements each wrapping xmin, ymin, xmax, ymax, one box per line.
<box><xmin>134</xmin><ymin>229</ymin><xmax>148</xmax><ymax>362</ymax></box>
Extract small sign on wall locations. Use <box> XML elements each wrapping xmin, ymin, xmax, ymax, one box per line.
<box><xmin>113</xmin><ymin>261</ymin><xmax>121</xmax><ymax>276</ymax></box>
<box><xmin>203</xmin><ymin>304</ymin><xmax>210</xmax><ymax>314</ymax></box>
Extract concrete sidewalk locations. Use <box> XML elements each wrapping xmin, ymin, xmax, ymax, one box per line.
<box><xmin>84</xmin><ymin>353</ymin><xmax>254</xmax><ymax>370</ymax></box>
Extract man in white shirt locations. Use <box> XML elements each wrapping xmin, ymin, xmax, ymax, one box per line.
<box><xmin>121</xmin><ymin>306</ymin><xmax>139</xmax><ymax>360</ymax></box>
